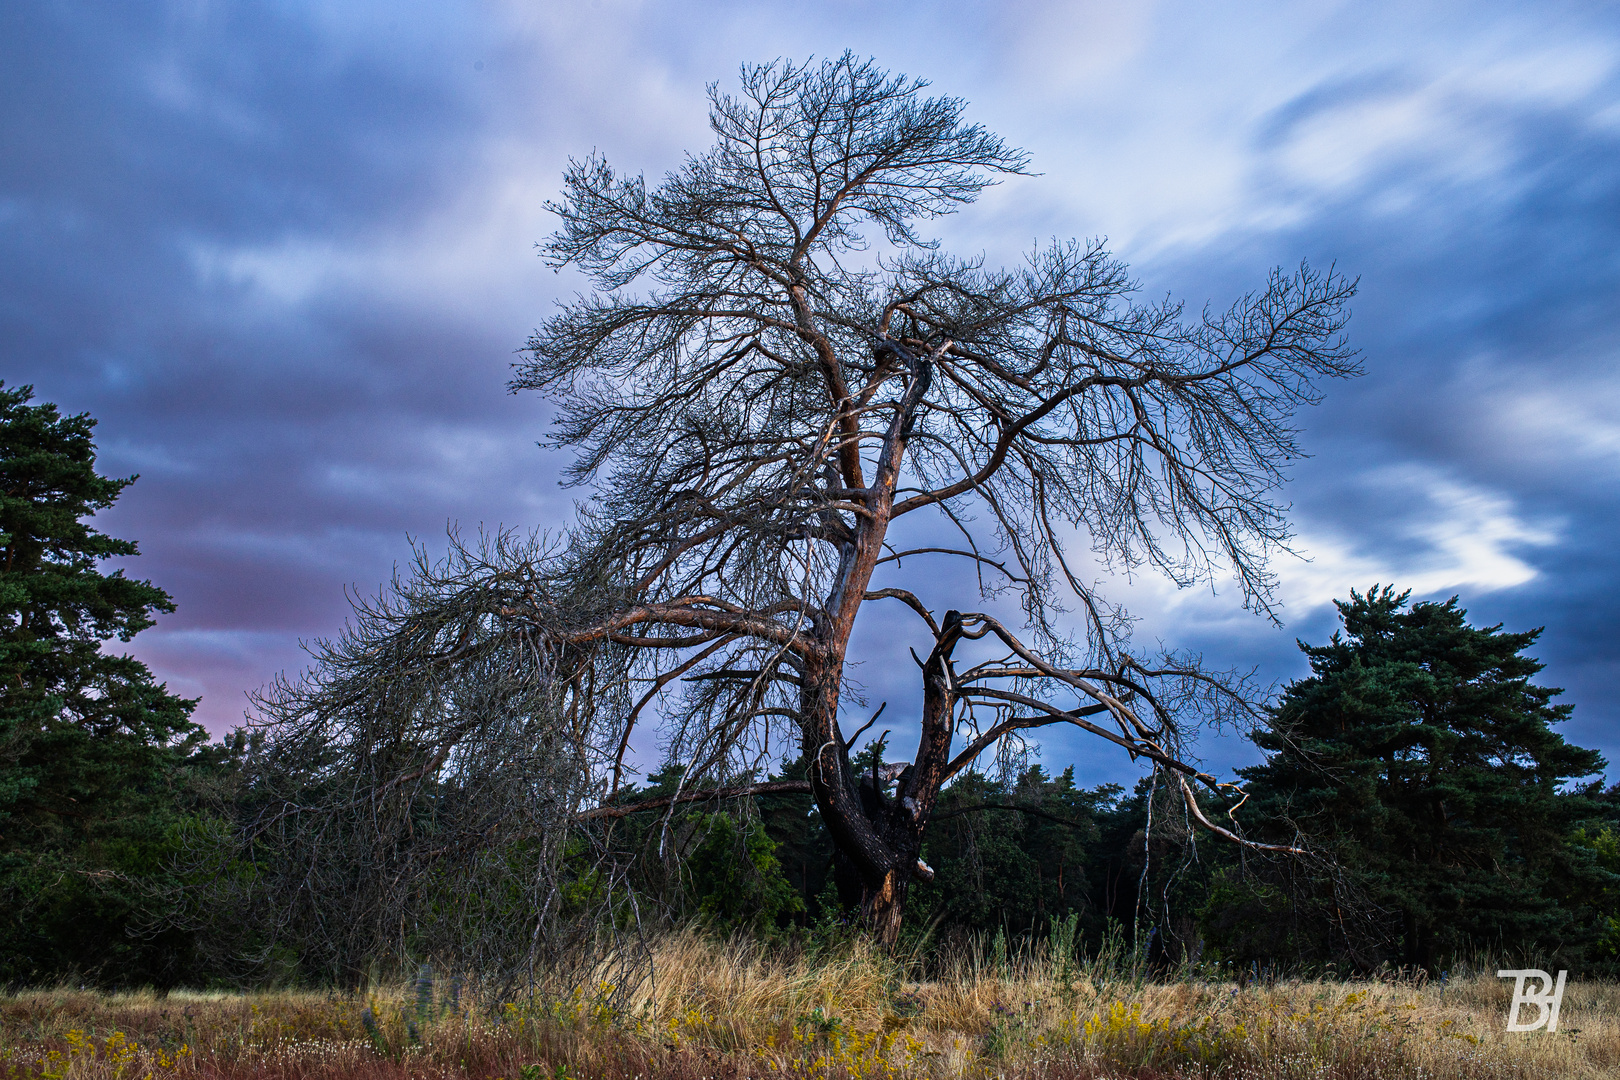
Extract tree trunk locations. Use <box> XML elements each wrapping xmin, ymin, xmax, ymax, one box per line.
<box><xmin>868</xmin><ymin>868</ymin><xmax>908</xmax><ymax>946</ymax></box>
<box><xmin>799</xmin><ymin>347</ymin><xmax>956</xmax><ymax>946</ymax></box>
<box><xmin>834</xmin><ymin>826</ymin><xmax>921</xmax><ymax>945</ymax></box>
<box><xmin>802</xmin><ymin>613</ymin><xmax>964</xmax><ymax>945</ymax></box>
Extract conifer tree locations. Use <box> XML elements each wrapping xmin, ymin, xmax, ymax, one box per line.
<box><xmin>0</xmin><ymin>383</ymin><xmax>212</xmax><ymax>984</ymax></box>
<box><xmin>1238</xmin><ymin>586</ymin><xmax>1605</xmax><ymax>968</ymax></box>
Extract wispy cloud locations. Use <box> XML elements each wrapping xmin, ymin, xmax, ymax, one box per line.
<box><xmin>1282</xmin><ymin>466</ymin><xmax>1558</xmax><ymax>608</ymax></box>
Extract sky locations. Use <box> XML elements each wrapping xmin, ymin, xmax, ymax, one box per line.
<box><xmin>5</xmin><ymin>0</ymin><xmax>1619</xmax><ymax>789</ymax></box>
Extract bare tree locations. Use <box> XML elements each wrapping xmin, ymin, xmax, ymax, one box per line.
<box><xmin>244</xmin><ymin>53</ymin><xmax>1356</xmax><ymax>956</ymax></box>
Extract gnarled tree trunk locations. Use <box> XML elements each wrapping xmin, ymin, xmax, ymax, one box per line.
<box><xmin>804</xmin><ymin>608</ymin><xmax>966</xmax><ymax>944</ymax></box>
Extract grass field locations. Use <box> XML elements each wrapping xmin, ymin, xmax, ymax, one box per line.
<box><xmin>2</xmin><ymin>933</ymin><xmax>1615</xmax><ymax>1078</ymax></box>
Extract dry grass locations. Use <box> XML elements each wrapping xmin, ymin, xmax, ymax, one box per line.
<box><xmin>2</xmin><ymin>932</ymin><xmax>1616</xmax><ymax>1078</ymax></box>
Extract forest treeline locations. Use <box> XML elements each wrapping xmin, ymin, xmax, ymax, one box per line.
<box><xmin>4</xmin><ymin>380</ymin><xmax>1620</xmax><ymax>989</ymax></box>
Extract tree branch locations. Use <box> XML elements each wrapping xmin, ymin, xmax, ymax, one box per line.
<box><xmin>576</xmin><ymin>780</ymin><xmax>812</xmax><ymax>820</ymax></box>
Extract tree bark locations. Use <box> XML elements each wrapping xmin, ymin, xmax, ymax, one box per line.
<box><xmin>803</xmin><ymin>603</ymin><xmax>966</xmax><ymax>944</ymax></box>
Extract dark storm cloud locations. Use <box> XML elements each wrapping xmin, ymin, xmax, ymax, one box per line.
<box><xmin>0</xmin><ymin>3</ymin><xmax>562</xmax><ymax>724</ymax></box>
<box><xmin>1290</xmin><ymin>78</ymin><xmax>1620</xmax><ymax>764</ymax></box>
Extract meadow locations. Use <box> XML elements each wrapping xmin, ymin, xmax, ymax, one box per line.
<box><xmin>2</xmin><ymin>933</ymin><xmax>1615</xmax><ymax>1080</ymax></box>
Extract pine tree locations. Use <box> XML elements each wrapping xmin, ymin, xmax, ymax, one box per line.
<box><xmin>1238</xmin><ymin>586</ymin><xmax>1606</xmax><ymax>969</ymax></box>
<box><xmin>0</xmin><ymin>383</ymin><xmax>215</xmax><ymax>985</ymax></box>
<box><xmin>907</xmin><ymin>766</ymin><xmax>1116</xmax><ymax>940</ymax></box>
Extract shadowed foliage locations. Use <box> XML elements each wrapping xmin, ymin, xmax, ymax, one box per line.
<box><xmin>0</xmin><ymin>384</ymin><xmax>220</xmax><ymax>986</ymax></box>
<box><xmin>1226</xmin><ymin>586</ymin><xmax>1610</xmax><ymax>968</ymax></box>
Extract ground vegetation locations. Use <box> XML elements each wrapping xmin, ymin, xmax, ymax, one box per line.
<box><xmin>5</xmin><ymin>931</ymin><xmax>1620</xmax><ymax>1079</ymax></box>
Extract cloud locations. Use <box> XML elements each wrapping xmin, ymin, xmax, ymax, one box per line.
<box><xmin>1282</xmin><ymin>466</ymin><xmax>1558</xmax><ymax>608</ymax></box>
<box><xmin>1470</xmin><ymin>360</ymin><xmax>1620</xmax><ymax>476</ymax></box>
<box><xmin>5</xmin><ymin>0</ymin><xmax>1620</xmax><ymax>782</ymax></box>
<box><xmin>1264</xmin><ymin>44</ymin><xmax>1617</xmax><ymax>198</ymax></box>
<box><xmin>988</xmin><ymin>0</ymin><xmax>1159</xmax><ymax>93</ymax></box>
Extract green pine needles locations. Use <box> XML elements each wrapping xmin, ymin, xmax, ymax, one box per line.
<box><xmin>0</xmin><ymin>383</ymin><xmax>221</xmax><ymax>986</ymax></box>
<box><xmin>1236</xmin><ymin>585</ymin><xmax>1609</xmax><ymax>968</ymax></box>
